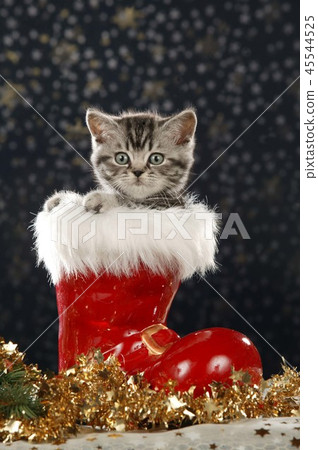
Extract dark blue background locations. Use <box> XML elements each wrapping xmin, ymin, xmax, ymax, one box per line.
<box><xmin>0</xmin><ymin>0</ymin><xmax>299</xmax><ymax>378</ymax></box>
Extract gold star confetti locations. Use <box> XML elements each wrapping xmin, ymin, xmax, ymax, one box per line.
<box><xmin>85</xmin><ymin>77</ymin><xmax>104</xmax><ymax>94</ymax></box>
<box><xmin>0</xmin><ymin>84</ymin><xmax>26</xmax><ymax>110</ymax></box>
<box><xmin>39</xmin><ymin>34</ymin><xmax>50</xmax><ymax>44</ymax></box>
<box><xmin>2</xmin><ymin>342</ymin><xmax>18</xmax><ymax>355</ymax></box>
<box><xmin>5</xmin><ymin>50</ymin><xmax>21</xmax><ymax>64</ymax></box>
<box><xmin>52</xmin><ymin>41</ymin><xmax>79</xmax><ymax>65</ymax></box>
<box><xmin>255</xmin><ymin>428</ymin><xmax>270</xmax><ymax>437</ymax></box>
<box><xmin>230</xmin><ymin>368</ymin><xmax>251</xmax><ymax>384</ymax></box>
<box><xmin>207</xmin><ymin>113</ymin><xmax>229</xmax><ymax>139</ymax></box>
<box><xmin>3</xmin><ymin>420</ymin><xmax>21</xmax><ymax>434</ymax></box>
<box><xmin>195</xmin><ymin>35</ymin><xmax>218</xmax><ymax>56</ymax></box>
<box><xmin>142</xmin><ymin>81</ymin><xmax>166</xmax><ymax>101</ymax></box>
<box><xmin>151</xmin><ymin>44</ymin><xmax>166</xmax><ymax>59</ymax></box>
<box><xmin>30</xmin><ymin>67</ymin><xmax>41</xmax><ymax>77</ymax></box>
<box><xmin>100</xmin><ymin>34</ymin><xmax>110</xmax><ymax>46</ymax></box>
<box><xmin>112</xmin><ymin>7</ymin><xmax>144</xmax><ymax>30</ymax></box>
<box><xmin>59</xmin><ymin>8</ymin><xmax>69</xmax><ymax>19</ymax></box>
<box><xmin>64</xmin><ymin>118</ymin><xmax>89</xmax><ymax>141</ymax></box>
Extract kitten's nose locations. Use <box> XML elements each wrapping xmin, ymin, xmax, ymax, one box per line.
<box><xmin>133</xmin><ymin>170</ymin><xmax>144</xmax><ymax>178</ymax></box>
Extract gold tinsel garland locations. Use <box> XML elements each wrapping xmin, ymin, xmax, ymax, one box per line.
<box><xmin>0</xmin><ymin>337</ymin><xmax>299</xmax><ymax>444</ymax></box>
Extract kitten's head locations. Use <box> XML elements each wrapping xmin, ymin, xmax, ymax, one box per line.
<box><xmin>86</xmin><ymin>108</ymin><xmax>197</xmax><ymax>200</ymax></box>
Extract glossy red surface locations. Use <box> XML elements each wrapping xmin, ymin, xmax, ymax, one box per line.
<box><xmin>56</xmin><ymin>268</ymin><xmax>180</xmax><ymax>371</ymax></box>
<box><xmin>143</xmin><ymin>328</ymin><xmax>263</xmax><ymax>396</ymax></box>
<box><xmin>56</xmin><ymin>269</ymin><xmax>263</xmax><ymax>392</ymax></box>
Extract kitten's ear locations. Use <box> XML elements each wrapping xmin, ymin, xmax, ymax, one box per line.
<box><xmin>160</xmin><ymin>109</ymin><xmax>197</xmax><ymax>146</ymax></box>
<box><xmin>86</xmin><ymin>109</ymin><xmax>120</xmax><ymax>144</ymax></box>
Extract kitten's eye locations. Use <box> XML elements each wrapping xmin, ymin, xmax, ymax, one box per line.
<box><xmin>149</xmin><ymin>153</ymin><xmax>164</xmax><ymax>165</ymax></box>
<box><xmin>115</xmin><ymin>152</ymin><xmax>130</xmax><ymax>165</ymax></box>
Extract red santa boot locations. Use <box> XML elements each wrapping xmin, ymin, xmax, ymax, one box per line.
<box><xmin>35</xmin><ymin>193</ymin><xmax>262</xmax><ymax>390</ymax></box>
<box><xmin>55</xmin><ymin>267</ymin><xmax>181</xmax><ymax>372</ymax></box>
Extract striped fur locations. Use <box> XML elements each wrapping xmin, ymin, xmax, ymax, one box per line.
<box><xmin>86</xmin><ymin>108</ymin><xmax>197</xmax><ymax>204</ymax></box>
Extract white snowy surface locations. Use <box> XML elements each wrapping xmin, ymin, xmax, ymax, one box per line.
<box><xmin>4</xmin><ymin>417</ymin><xmax>300</xmax><ymax>449</ymax></box>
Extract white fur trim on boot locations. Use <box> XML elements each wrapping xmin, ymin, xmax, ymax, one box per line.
<box><xmin>33</xmin><ymin>191</ymin><xmax>220</xmax><ymax>284</ymax></box>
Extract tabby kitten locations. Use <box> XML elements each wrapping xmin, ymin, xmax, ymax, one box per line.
<box><xmin>44</xmin><ymin>108</ymin><xmax>197</xmax><ymax>212</ymax></box>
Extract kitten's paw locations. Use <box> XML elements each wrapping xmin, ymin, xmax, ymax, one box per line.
<box><xmin>83</xmin><ymin>191</ymin><xmax>119</xmax><ymax>213</ymax></box>
<box><xmin>43</xmin><ymin>191</ymin><xmax>82</xmax><ymax>212</ymax></box>
<box><xmin>43</xmin><ymin>193</ymin><xmax>63</xmax><ymax>212</ymax></box>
